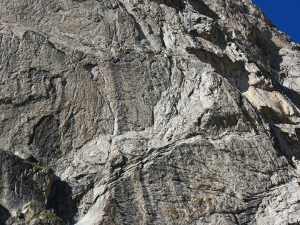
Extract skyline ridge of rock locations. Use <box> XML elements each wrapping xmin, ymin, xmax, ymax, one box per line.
<box><xmin>0</xmin><ymin>0</ymin><xmax>300</xmax><ymax>224</ymax></box>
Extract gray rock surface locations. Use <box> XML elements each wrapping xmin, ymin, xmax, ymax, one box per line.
<box><xmin>0</xmin><ymin>0</ymin><xmax>300</xmax><ymax>224</ymax></box>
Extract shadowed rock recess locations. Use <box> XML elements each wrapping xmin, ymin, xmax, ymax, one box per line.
<box><xmin>1</xmin><ymin>0</ymin><xmax>300</xmax><ymax>224</ymax></box>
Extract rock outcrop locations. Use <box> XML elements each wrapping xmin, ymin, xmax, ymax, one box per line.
<box><xmin>0</xmin><ymin>0</ymin><xmax>300</xmax><ymax>224</ymax></box>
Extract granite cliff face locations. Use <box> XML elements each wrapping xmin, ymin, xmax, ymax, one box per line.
<box><xmin>1</xmin><ymin>0</ymin><xmax>300</xmax><ymax>224</ymax></box>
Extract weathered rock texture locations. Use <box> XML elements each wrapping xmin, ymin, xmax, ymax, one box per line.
<box><xmin>1</xmin><ymin>0</ymin><xmax>300</xmax><ymax>224</ymax></box>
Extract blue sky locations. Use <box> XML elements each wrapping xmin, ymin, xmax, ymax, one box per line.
<box><xmin>252</xmin><ymin>0</ymin><xmax>300</xmax><ymax>44</ymax></box>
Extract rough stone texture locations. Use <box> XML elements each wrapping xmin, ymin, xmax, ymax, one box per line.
<box><xmin>0</xmin><ymin>0</ymin><xmax>300</xmax><ymax>224</ymax></box>
<box><xmin>0</xmin><ymin>151</ymin><xmax>50</xmax><ymax>222</ymax></box>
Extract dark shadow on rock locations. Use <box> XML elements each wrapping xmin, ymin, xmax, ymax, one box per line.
<box><xmin>188</xmin><ymin>46</ymin><xmax>246</xmax><ymax>81</ymax></box>
<box><xmin>150</xmin><ymin>0</ymin><xmax>186</xmax><ymax>12</ymax></box>
<box><xmin>47</xmin><ymin>175</ymin><xmax>78</xmax><ymax>225</ymax></box>
<box><xmin>28</xmin><ymin>115</ymin><xmax>61</xmax><ymax>165</ymax></box>
<box><xmin>150</xmin><ymin>0</ymin><xmax>219</xmax><ymax>19</ymax></box>
<box><xmin>187</xmin><ymin>0</ymin><xmax>219</xmax><ymax>19</ymax></box>
<box><xmin>281</xmin><ymin>85</ymin><xmax>300</xmax><ymax>110</ymax></box>
<box><xmin>268</xmin><ymin>120</ymin><xmax>300</xmax><ymax>163</ymax></box>
<box><xmin>0</xmin><ymin>204</ymin><xmax>10</xmax><ymax>225</ymax></box>
<box><xmin>25</xmin><ymin>155</ymin><xmax>39</xmax><ymax>163</ymax></box>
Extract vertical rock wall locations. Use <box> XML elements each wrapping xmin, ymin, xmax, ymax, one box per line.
<box><xmin>0</xmin><ymin>0</ymin><xmax>300</xmax><ymax>224</ymax></box>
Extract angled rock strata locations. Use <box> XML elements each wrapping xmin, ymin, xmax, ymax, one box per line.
<box><xmin>0</xmin><ymin>0</ymin><xmax>300</xmax><ymax>224</ymax></box>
